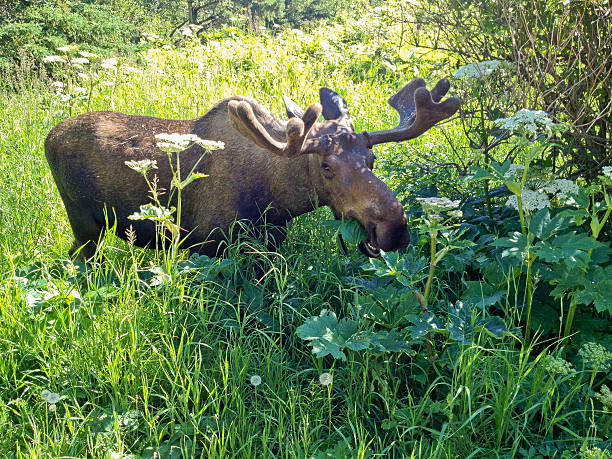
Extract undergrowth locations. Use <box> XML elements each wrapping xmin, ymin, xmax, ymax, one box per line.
<box><xmin>0</xmin><ymin>19</ymin><xmax>610</xmax><ymax>458</ymax></box>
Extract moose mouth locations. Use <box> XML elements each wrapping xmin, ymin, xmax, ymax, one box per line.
<box><xmin>358</xmin><ymin>238</ymin><xmax>381</xmax><ymax>258</ymax></box>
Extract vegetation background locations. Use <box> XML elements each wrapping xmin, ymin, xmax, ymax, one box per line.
<box><xmin>0</xmin><ymin>0</ymin><xmax>611</xmax><ymax>457</ymax></box>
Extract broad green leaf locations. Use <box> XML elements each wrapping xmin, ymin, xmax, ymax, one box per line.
<box><xmin>535</xmin><ymin>232</ymin><xmax>604</xmax><ymax>266</ymax></box>
<box><xmin>406</xmin><ymin>312</ymin><xmax>442</xmax><ymax>340</ymax></box>
<box><xmin>339</xmin><ymin>218</ymin><xmax>368</xmax><ymax>244</ymax></box>
<box><xmin>461</xmin><ymin>281</ymin><xmax>505</xmax><ymax>308</ymax></box>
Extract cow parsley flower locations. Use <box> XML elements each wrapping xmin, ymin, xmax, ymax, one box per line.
<box><xmin>416</xmin><ymin>197</ymin><xmax>461</xmax><ymax>215</ymax></box>
<box><xmin>250</xmin><ymin>375</ymin><xmax>262</xmax><ymax>386</ymax></box>
<box><xmin>506</xmin><ymin>189</ymin><xmax>550</xmax><ymax>212</ymax></box>
<box><xmin>155</xmin><ymin>133</ymin><xmax>224</xmax><ymax>153</ymax></box>
<box><xmin>495</xmin><ymin>109</ymin><xmax>563</xmax><ymax>137</ymax></box>
<box><xmin>594</xmin><ymin>385</ymin><xmax>612</xmax><ymax>411</ymax></box>
<box><xmin>579</xmin><ymin>342</ymin><xmax>612</xmax><ymax>372</ymax></box>
<box><xmin>504</xmin><ymin>163</ymin><xmax>525</xmax><ymax>179</ymax></box>
<box><xmin>125</xmin><ymin>159</ymin><xmax>158</xmax><ymax>174</ymax></box>
<box><xmin>71</xmin><ymin>57</ymin><xmax>89</xmax><ymax>65</ymax></box>
<box><xmin>319</xmin><ymin>372</ymin><xmax>333</xmax><ymax>386</ymax></box>
<box><xmin>78</xmin><ymin>51</ymin><xmax>98</xmax><ymax>58</ymax></box>
<box><xmin>543</xmin><ymin>355</ymin><xmax>574</xmax><ymax>376</ymax></box>
<box><xmin>541</xmin><ymin>179</ymin><xmax>579</xmax><ymax>200</ymax></box>
<box><xmin>181</xmin><ymin>27</ymin><xmax>194</xmax><ymax>37</ymax></box>
<box><xmin>42</xmin><ymin>55</ymin><xmax>66</xmax><ymax>64</ymax></box>
<box><xmin>122</xmin><ymin>66</ymin><xmax>142</xmax><ymax>74</ymax></box>
<box><xmin>602</xmin><ymin>166</ymin><xmax>612</xmax><ymax>180</ymax></box>
<box><xmin>454</xmin><ymin>60</ymin><xmax>509</xmax><ymax>79</ymax></box>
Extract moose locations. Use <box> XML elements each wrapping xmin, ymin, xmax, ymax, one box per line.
<box><xmin>45</xmin><ymin>78</ymin><xmax>460</xmax><ymax>260</ymax></box>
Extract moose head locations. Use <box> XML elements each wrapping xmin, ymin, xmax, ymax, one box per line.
<box><xmin>228</xmin><ymin>78</ymin><xmax>461</xmax><ymax>257</ymax></box>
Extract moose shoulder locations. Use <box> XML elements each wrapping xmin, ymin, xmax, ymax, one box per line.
<box><xmin>45</xmin><ymin>78</ymin><xmax>460</xmax><ymax>260</ymax></box>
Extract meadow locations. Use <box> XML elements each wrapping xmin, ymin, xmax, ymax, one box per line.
<box><xmin>0</xmin><ymin>17</ymin><xmax>611</xmax><ymax>458</ymax></box>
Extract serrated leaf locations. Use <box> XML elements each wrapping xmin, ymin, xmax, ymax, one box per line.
<box><xmin>370</xmin><ymin>329</ymin><xmax>415</xmax><ymax>354</ymax></box>
<box><xmin>339</xmin><ymin>218</ymin><xmax>368</xmax><ymax>244</ymax></box>
<box><xmin>535</xmin><ymin>232</ymin><xmax>604</xmax><ymax>266</ymax></box>
<box><xmin>461</xmin><ymin>281</ymin><xmax>505</xmax><ymax>308</ymax></box>
<box><xmin>406</xmin><ymin>312</ymin><xmax>441</xmax><ymax>339</ymax></box>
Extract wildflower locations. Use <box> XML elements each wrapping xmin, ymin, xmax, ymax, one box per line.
<box><xmin>319</xmin><ymin>372</ymin><xmax>332</xmax><ymax>386</ymax></box>
<box><xmin>182</xmin><ymin>27</ymin><xmax>194</xmax><ymax>37</ymax></box>
<box><xmin>602</xmin><ymin>166</ymin><xmax>612</xmax><ymax>180</ymax></box>
<box><xmin>543</xmin><ymin>354</ymin><xmax>574</xmax><ymax>376</ymax></box>
<box><xmin>51</xmin><ymin>81</ymin><xmax>64</xmax><ymax>92</ymax></box>
<box><xmin>579</xmin><ymin>342</ymin><xmax>612</xmax><ymax>372</ymax></box>
<box><xmin>122</xmin><ymin>66</ymin><xmax>142</xmax><ymax>74</ymax></box>
<box><xmin>416</xmin><ymin>197</ymin><xmax>461</xmax><ymax>215</ymax></box>
<box><xmin>73</xmin><ymin>87</ymin><xmax>87</xmax><ymax>94</ymax></box>
<box><xmin>102</xmin><ymin>57</ymin><xmax>118</xmax><ymax>66</ymax></box>
<box><xmin>71</xmin><ymin>57</ymin><xmax>89</xmax><ymax>65</ymax></box>
<box><xmin>77</xmin><ymin>72</ymin><xmax>89</xmax><ymax>80</ymax></box>
<box><xmin>594</xmin><ymin>385</ymin><xmax>612</xmax><ymax>411</ymax></box>
<box><xmin>125</xmin><ymin>159</ymin><xmax>158</xmax><ymax>174</ymax></box>
<box><xmin>541</xmin><ymin>179</ymin><xmax>579</xmax><ymax>198</ymax></box>
<box><xmin>503</xmin><ymin>163</ymin><xmax>525</xmax><ymax>179</ymax></box>
<box><xmin>42</xmin><ymin>55</ymin><xmax>66</xmax><ymax>64</ymax></box>
<box><xmin>78</xmin><ymin>51</ymin><xmax>98</xmax><ymax>58</ymax></box>
<box><xmin>41</xmin><ymin>389</ymin><xmax>50</xmax><ymax>400</ymax></box>
<box><xmin>56</xmin><ymin>45</ymin><xmax>76</xmax><ymax>53</ymax></box>
<box><xmin>162</xmin><ymin>44</ymin><xmax>172</xmax><ymax>50</ymax></box>
<box><xmin>250</xmin><ymin>375</ymin><xmax>262</xmax><ymax>386</ymax></box>
<box><xmin>454</xmin><ymin>60</ymin><xmax>509</xmax><ymax>79</ymax></box>
<box><xmin>505</xmin><ymin>189</ymin><xmax>550</xmax><ymax>212</ymax></box>
<box><xmin>49</xmin><ymin>404</ymin><xmax>57</xmax><ymax>413</ymax></box>
<box><xmin>494</xmin><ymin>109</ymin><xmax>563</xmax><ymax>137</ymax></box>
<box><xmin>155</xmin><ymin>133</ymin><xmax>225</xmax><ymax>153</ymax></box>
<box><xmin>46</xmin><ymin>392</ymin><xmax>60</xmax><ymax>404</ymax></box>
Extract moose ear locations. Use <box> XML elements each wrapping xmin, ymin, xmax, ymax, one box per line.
<box><xmin>283</xmin><ymin>95</ymin><xmax>305</xmax><ymax>119</ymax></box>
<box><xmin>319</xmin><ymin>88</ymin><xmax>351</xmax><ymax>121</ymax></box>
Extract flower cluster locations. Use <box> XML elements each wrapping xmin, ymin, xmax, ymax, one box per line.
<box><xmin>506</xmin><ymin>189</ymin><xmax>551</xmax><ymax>212</ymax></box>
<box><xmin>540</xmin><ymin>179</ymin><xmax>579</xmax><ymax>199</ymax></box>
<box><xmin>454</xmin><ymin>60</ymin><xmax>510</xmax><ymax>79</ymax></box>
<box><xmin>578</xmin><ymin>342</ymin><xmax>612</xmax><ymax>371</ymax></box>
<box><xmin>543</xmin><ymin>354</ymin><xmax>574</xmax><ymax>376</ymax></box>
<box><xmin>125</xmin><ymin>159</ymin><xmax>158</xmax><ymax>175</ymax></box>
<box><xmin>594</xmin><ymin>385</ymin><xmax>612</xmax><ymax>411</ymax></box>
<box><xmin>416</xmin><ymin>197</ymin><xmax>461</xmax><ymax>217</ymax></box>
<box><xmin>503</xmin><ymin>163</ymin><xmax>525</xmax><ymax>179</ymax></box>
<box><xmin>602</xmin><ymin>166</ymin><xmax>612</xmax><ymax>182</ymax></box>
<box><xmin>155</xmin><ymin>133</ymin><xmax>225</xmax><ymax>153</ymax></box>
<box><xmin>494</xmin><ymin>109</ymin><xmax>563</xmax><ymax>138</ymax></box>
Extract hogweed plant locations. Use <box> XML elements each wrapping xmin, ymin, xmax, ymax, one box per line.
<box><xmin>125</xmin><ymin>133</ymin><xmax>224</xmax><ymax>272</ymax></box>
<box><xmin>467</xmin><ymin>110</ymin><xmax>612</xmax><ymax>343</ymax></box>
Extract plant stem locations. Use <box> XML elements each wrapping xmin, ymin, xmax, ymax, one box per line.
<box><xmin>423</xmin><ymin>228</ymin><xmax>437</xmax><ymax>304</ymax></box>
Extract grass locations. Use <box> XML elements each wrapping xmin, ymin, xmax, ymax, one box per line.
<box><xmin>0</xmin><ymin>21</ymin><xmax>610</xmax><ymax>458</ymax></box>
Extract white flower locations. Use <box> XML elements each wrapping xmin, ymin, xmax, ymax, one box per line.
<box><xmin>250</xmin><ymin>375</ymin><xmax>262</xmax><ymax>386</ymax></box>
<box><xmin>102</xmin><ymin>57</ymin><xmax>118</xmax><ymax>66</ymax></box>
<box><xmin>540</xmin><ymin>179</ymin><xmax>579</xmax><ymax>198</ymax></box>
<box><xmin>161</xmin><ymin>44</ymin><xmax>172</xmax><ymax>50</ymax></box>
<box><xmin>51</xmin><ymin>81</ymin><xmax>64</xmax><ymax>91</ymax></box>
<box><xmin>73</xmin><ymin>87</ymin><xmax>87</xmax><ymax>94</ymax></box>
<box><xmin>78</xmin><ymin>51</ymin><xmax>98</xmax><ymax>58</ymax></box>
<box><xmin>506</xmin><ymin>189</ymin><xmax>550</xmax><ymax>212</ymax></box>
<box><xmin>602</xmin><ymin>166</ymin><xmax>612</xmax><ymax>179</ymax></box>
<box><xmin>125</xmin><ymin>159</ymin><xmax>158</xmax><ymax>174</ymax></box>
<box><xmin>46</xmin><ymin>392</ymin><xmax>60</xmax><ymax>404</ymax></box>
<box><xmin>319</xmin><ymin>372</ymin><xmax>333</xmax><ymax>386</ymax></box>
<box><xmin>122</xmin><ymin>66</ymin><xmax>142</xmax><ymax>74</ymax></box>
<box><xmin>504</xmin><ymin>163</ymin><xmax>525</xmax><ymax>179</ymax></box>
<box><xmin>49</xmin><ymin>404</ymin><xmax>57</xmax><ymax>412</ymax></box>
<box><xmin>454</xmin><ymin>60</ymin><xmax>510</xmax><ymax>79</ymax></box>
<box><xmin>594</xmin><ymin>385</ymin><xmax>612</xmax><ymax>411</ymax></box>
<box><xmin>494</xmin><ymin>109</ymin><xmax>562</xmax><ymax>137</ymax></box>
<box><xmin>155</xmin><ymin>133</ymin><xmax>225</xmax><ymax>153</ymax></box>
<box><xmin>71</xmin><ymin>57</ymin><xmax>89</xmax><ymax>65</ymax></box>
<box><xmin>41</xmin><ymin>389</ymin><xmax>51</xmax><ymax>401</ymax></box>
<box><xmin>416</xmin><ymin>197</ymin><xmax>461</xmax><ymax>215</ymax></box>
<box><xmin>77</xmin><ymin>72</ymin><xmax>89</xmax><ymax>80</ymax></box>
<box><xmin>42</xmin><ymin>55</ymin><xmax>66</xmax><ymax>63</ymax></box>
<box><xmin>181</xmin><ymin>27</ymin><xmax>194</xmax><ymax>37</ymax></box>
<box><xmin>56</xmin><ymin>45</ymin><xmax>76</xmax><ymax>53</ymax></box>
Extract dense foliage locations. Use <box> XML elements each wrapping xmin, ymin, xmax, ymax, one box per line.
<box><xmin>0</xmin><ymin>4</ymin><xmax>611</xmax><ymax>458</ymax></box>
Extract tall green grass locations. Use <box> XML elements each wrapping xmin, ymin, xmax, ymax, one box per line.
<box><xmin>0</xmin><ymin>23</ymin><xmax>609</xmax><ymax>458</ymax></box>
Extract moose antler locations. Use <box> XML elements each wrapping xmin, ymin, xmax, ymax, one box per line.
<box><xmin>363</xmin><ymin>78</ymin><xmax>461</xmax><ymax>147</ymax></box>
<box><xmin>228</xmin><ymin>100</ymin><xmax>322</xmax><ymax>157</ymax></box>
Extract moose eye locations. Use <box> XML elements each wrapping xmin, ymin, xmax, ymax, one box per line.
<box><xmin>321</xmin><ymin>162</ymin><xmax>334</xmax><ymax>178</ymax></box>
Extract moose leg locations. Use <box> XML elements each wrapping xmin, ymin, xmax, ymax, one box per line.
<box><xmin>64</xmin><ymin>205</ymin><xmax>104</xmax><ymax>261</ymax></box>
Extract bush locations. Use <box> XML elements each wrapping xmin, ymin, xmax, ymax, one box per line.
<box><xmin>0</xmin><ymin>2</ymin><xmax>138</xmax><ymax>69</ymax></box>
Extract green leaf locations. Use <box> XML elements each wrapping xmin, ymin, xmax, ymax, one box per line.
<box><xmin>406</xmin><ymin>312</ymin><xmax>442</xmax><ymax>340</ymax></box>
<box><xmin>461</xmin><ymin>281</ymin><xmax>505</xmax><ymax>308</ymax></box>
<box><xmin>535</xmin><ymin>232</ymin><xmax>604</xmax><ymax>266</ymax></box>
<box><xmin>369</xmin><ymin>329</ymin><xmax>415</xmax><ymax>354</ymax></box>
<box><xmin>339</xmin><ymin>218</ymin><xmax>368</xmax><ymax>244</ymax></box>
<box><xmin>296</xmin><ymin>310</ymin><xmax>358</xmax><ymax>360</ymax></box>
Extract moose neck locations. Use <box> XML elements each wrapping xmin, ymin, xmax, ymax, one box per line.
<box><xmin>267</xmin><ymin>152</ymin><xmax>321</xmax><ymax>221</ymax></box>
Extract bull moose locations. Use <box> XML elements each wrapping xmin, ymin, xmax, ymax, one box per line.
<box><xmin>45</xmin><ymin>78</ymin><xmax>460</xmax><ymax>260</ymax></box>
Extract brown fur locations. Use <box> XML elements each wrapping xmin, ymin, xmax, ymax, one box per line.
<box><xmin>45</xmin><ymin>93</ymin><xmax>412</xmax><ymax>260</ymax></box>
